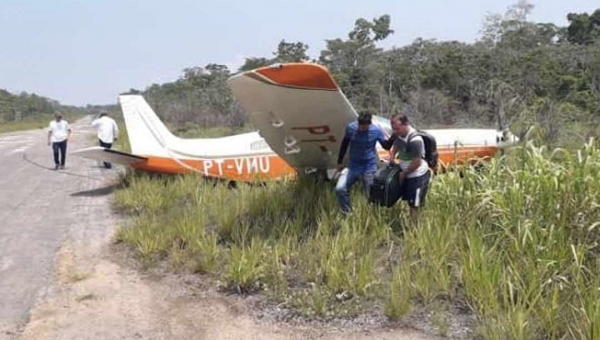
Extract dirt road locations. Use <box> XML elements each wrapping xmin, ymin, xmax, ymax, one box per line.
<box><xmin>0</xmin><ymin>118</ymin><xmax>439</xmax><ymax>340</ymax></box>
<box><xmin>0</xmin><ymin>116</ymin><xmax>117</xmax><ymax>338</ymax></box>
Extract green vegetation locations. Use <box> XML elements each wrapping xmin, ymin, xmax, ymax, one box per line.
<box><xmin>109</xmin><ymin>2</ymin><xmax>600</xmax><ymax>338</ymax></box>
<box><xmin>113</xmin><ymin>120</ymin><xmax>131</xmax><ymax>153</ymax></box>
<box><xmin>0</xmin><ymin>111</ymin><xmax>87</xmax><ymax>134</ymax></box>
<box><xmin>114</xmin><ymin>137</ymin><xmax>600</xmax><ymax>338</ymax></box>
<box><xmin>0</xmin><ymin>89</ymin><xmax>89</xmax><ymax>133</ymax></box>
<box><xmin>122</xmin><ymin>3</ymin><xmax>600</xmax><ymax>150</ymax></box>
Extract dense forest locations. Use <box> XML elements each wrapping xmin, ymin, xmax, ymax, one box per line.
<box><xmin>126</xmin><ymin>1</ymin><xmax>600</xmax><ymax>148</ymax></box>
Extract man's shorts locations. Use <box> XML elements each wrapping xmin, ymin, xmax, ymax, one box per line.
<box><xmin>400</xmin><ymin>170</ymin><xmax>431</xmax><ymax>208</ymax></box>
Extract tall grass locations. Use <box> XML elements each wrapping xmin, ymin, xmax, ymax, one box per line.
<box><xmin>113</xmin><ymin>138</ymin><xmax>600</xmax><ymax>339</ymax></box>
<box><xmin>113</xmin><ymin>120</ymin><xmax>130</xmax><ymax>152</ymax></box>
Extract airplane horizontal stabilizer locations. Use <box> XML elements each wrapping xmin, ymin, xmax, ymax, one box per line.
<box><xmin>72</xmin><ymin>146</ymin><xmax>148</xmax><ymax>167</ymax></box>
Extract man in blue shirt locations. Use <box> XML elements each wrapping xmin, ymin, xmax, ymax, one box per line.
<box><xmin>335</xmin><ymin>113</ymin><xmax>393</xmax><ymax>214</ymax></box>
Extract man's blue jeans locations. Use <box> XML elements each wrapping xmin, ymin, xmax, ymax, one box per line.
<box><xmin>52</xmin><ymin>140</ymin><xmax>67</xmax><ymax>166</ymax></box>
<box><xmin>335</xmin><ymin>169</ymin><xmax>375</xmax><ymax>213</ymax></box>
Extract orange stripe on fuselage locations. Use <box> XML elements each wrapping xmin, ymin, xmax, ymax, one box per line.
<box><xmin>376</xmin><ymin>145</ymin><xmax>499</xmax><ymax>167</ymax></box>
<box><xmin>255</xmin><ymin>63</ymin><xmax>338</xmax><ymax>91</ymax></box>
<box><xmin>132</xmin><ymin>146</ymin><xmax>499</xmax><ymax>182</ymax></box>
<box><xmin>437</xmin><ymin>146</ymin><xmax>499</xmax><ymax>166</ymax></box>
<box><xmin>132</xmin><ymin>154</ymin><xmax>297</xmax><ymax>181</ymax></box>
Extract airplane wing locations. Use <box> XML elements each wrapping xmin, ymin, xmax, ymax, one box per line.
<box><xmin>71</xmin><ymin>146</ymin><xmax>148</xmax><ymax>167</ymax></box>
<box><xmin>227</xmin><ymin>63</ymin><xmax>358</xmax><ymax>174</ymax></box>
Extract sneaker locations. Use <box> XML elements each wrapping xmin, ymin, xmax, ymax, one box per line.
<box><xmin>59</xmin><ymin>165</ymin><xmax>65</xmax><ymax>170</ymax></box>
<box><xmin>54</xmin><ymin>165</ymin><xmax>59</xmax><ymax>170</ymax></box>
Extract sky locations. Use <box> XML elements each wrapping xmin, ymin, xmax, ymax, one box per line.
<box><xmin>0</xmin><ymin>0</ymin><xmax>596</xmax><ymax>107</ymax></box>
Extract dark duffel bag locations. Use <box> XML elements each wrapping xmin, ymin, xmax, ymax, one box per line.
<box><xmin>369</xmin><ymin>163</ymin><xmax>402</xmax><ymax>207</ymax></box>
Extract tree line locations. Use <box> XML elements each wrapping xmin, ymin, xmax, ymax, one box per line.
<box><xmin>125</xmin><ymin>1</ymin><xmax>599</xmax><ymax>147</ymax></box>
<box><xmin>0</xmin><ymin>89</ymin><xmax>90</xmax><ymax>124</ymax></box>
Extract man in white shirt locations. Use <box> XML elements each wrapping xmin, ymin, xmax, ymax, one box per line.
<box><xmin>91</xmin><ymin>112</ymin><xmax>119</xmax><ymax>168</ymax></box>
<box><xmin>47</xmin><ymin>113</ymin><xmax>72</xmax><ymax>170</ymax></box>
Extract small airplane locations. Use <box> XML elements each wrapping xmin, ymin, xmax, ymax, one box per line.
<box><xmin>73</xmin><ymin>63</ymin><xmax>519</xmax><ymax>182</ymax></box>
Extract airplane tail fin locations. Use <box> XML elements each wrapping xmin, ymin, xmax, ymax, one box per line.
<box><xmin>118</xmin><ymin>95</ymin><xmax>176</xmax><ymax>157</ymax></box>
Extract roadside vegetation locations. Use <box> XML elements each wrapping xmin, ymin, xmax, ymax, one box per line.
<box><xmin>113</xmin><ymin>131</ymin><xmax>600</xmax><ymax>338</ymax></box>
<box><xmin>0</xmin><ymin>110</ymin><xmax>87</xmax><ymax>134</ymax></box>
<box><xmin>0</xmin><ymin>89</ymin><xmax>90</xmax><ymax>134</ymax></box>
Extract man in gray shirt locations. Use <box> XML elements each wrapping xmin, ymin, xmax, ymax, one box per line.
<box><xmin>389</xmin><ymin>114</ymin><xmax>431</xmax><ymax>219</ymax></box>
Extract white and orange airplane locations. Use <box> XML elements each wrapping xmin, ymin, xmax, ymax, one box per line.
<box><xmin>73</xmin><ymin>63</ymin><xmax>519</xmax><ymax>182</ymax></box>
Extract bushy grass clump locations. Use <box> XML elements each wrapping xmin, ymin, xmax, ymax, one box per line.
<box><xmin>114</xmin><ymin>138</ymin><xmax>600</xmax><ymax>339</ymax></box>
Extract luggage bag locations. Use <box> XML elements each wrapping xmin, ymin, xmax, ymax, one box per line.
<box><xmin>369</xmin><ymin>163</ymin><xmax>402</xmax><ymax>207</ymax></box>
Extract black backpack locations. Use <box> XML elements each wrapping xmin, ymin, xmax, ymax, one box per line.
<box><xmin>408</xmin><ymin>130</ymin><xmax>438</xmax><ymax>169</ymax></box>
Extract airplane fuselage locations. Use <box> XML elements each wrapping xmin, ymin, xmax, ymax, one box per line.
<box><xmin>127</xmin><ymin>119</ymin><xmax>509</xmax><ymax>181</ymax></box>
<box><xmin>130</xmin><ymin>144</ymin><xmax>500</xmax><ymax>180</ymax></box>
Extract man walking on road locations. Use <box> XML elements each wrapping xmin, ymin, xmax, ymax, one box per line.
<box><xmin>47</xmin><ymin>112</ymin><xmax>72</xmax><ymax>170</ymax></box>
<box><xmin>91</xmin><ymin>112</ymin><xmax>119</xmax><ymax>168</ymax></box>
